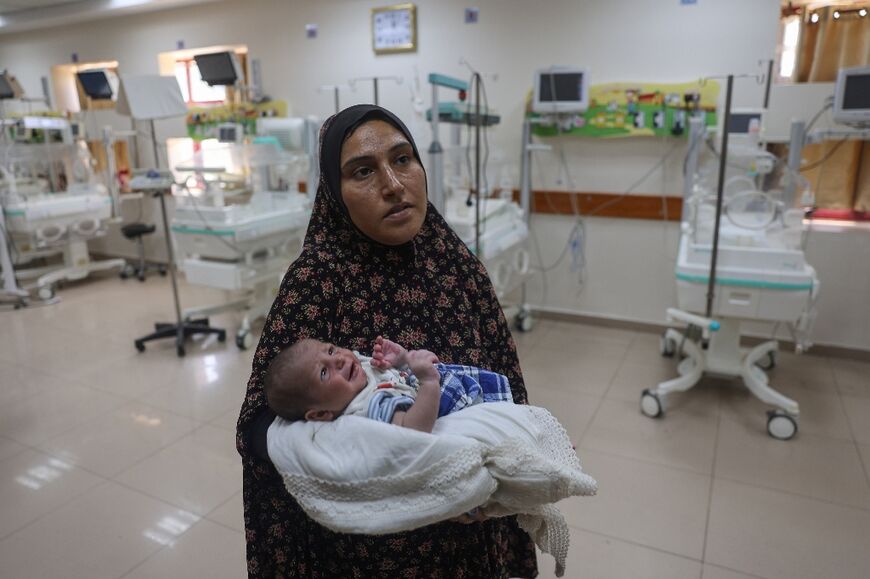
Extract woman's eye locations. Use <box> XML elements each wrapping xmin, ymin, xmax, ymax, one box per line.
<box><xmin>328</xmin><ymin>346</ymin><xmax>334</xmax><ymax>355</ymax></box>
<box><xmin>396</xmin><ymin>154</ymin><xmax>410</xmax><ymax>165</ymax></box>
<box><xmin>320</xmin><ymin>367</ymin><xmax>327</xmax><ymax>381</ymax></box>
<box><xmin>353</xmin><ymin>167</ymin><xmax>373</xmax><ymax>179</ymax></box>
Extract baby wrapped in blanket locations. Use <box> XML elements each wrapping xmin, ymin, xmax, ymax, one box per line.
<box><xmin>265</xmin><ymin>336</ymin><xmax>597</xmax><ymax>577</ymax></box>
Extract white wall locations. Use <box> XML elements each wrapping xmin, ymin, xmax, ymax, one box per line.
<box><xmin>4</xmin><ymin>0</ymin><xmax>867</xmax><ymax>352</ymax></box>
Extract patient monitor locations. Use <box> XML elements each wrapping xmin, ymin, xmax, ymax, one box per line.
<box><xmin>832</xmin><ymin>65</ymin><xmax>870</xmax><ymax>128</ymax></box>
<box><xmin>532</xmin><ymin>67</ymin><xmax>588</xmax><ymax>114</ymax></box>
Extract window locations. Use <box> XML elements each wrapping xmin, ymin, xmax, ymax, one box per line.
<box><xmin>778</xmin><ymin>15</ymin><xmax>801</xmax><ymax>80</ymax></box>
<box><xmin>174</xmin><ymin>59</ymin><xmax>227</xmax><ymax>105</ymax></box>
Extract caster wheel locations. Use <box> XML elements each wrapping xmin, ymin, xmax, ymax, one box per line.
<box><xmin>640</xmin><ymin>389</ymin><xmax>664</xmax><ymax>418</ymax></box>
<box><xmin>660</xmin><ymin>334</ymin><xmax>676</xmax><ymax>358</ymax></box>
<box><xmin>159</xmin><ymin>266</ymin><xmax>167</xmax><ymax>276</ymax></box>
<box><xmin>217</xmin><ymin>330</ymin><xmax>227</xmax><ymax>343</ymax></box>
<box><xmin>767</xmin><ymin>410</ymin><xmax>797</xmax><ymax>440</ymax></box>
<box><xmin>137</xmin><ymin>274</ymin><xmax>145</xmax><ymax>282</ymax></box>
<box><xmin>236</xmin><ymin>330</ymin><xmax>254</xmax><ymax>350</ymax></box>
<box><xmin>134</xmin><ymin>341</ymin><xmax>145</xmax><ymax>352</ymax></box>
<box><xmin>120</xmin><ymin>271</ymin><xmax>128</xmax><ymax>279</ymax></box>
<box><xmin>176</xmin><ymin>345</ymin><xmax>186</xmax><ymax>357</ymax></box>
<box><xmin>37</xmin><ymin>285</ymin><xmax>54</xmax><ymax>301</ymax></box>
<box><xmin>515</xmin><ymin>309</ymin><xmax>533</xmax><ymax>333</ymax></box>
<box><xmin>756</xmin><ymin>351</ymin><xmax>777</xmax><ymax>371</ymax></box>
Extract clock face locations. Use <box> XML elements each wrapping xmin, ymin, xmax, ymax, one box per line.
<box><xmin>372</xmin><ymin>4</ymin><xmax>416</xmax><ymax>54</ymax></box>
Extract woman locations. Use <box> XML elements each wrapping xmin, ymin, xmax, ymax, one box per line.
<box><xmin>237</xmin><ymin>104</ymin><xmax>537</xmax><ymax>577</ymax></box>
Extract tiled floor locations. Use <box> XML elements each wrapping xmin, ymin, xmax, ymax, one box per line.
<box><xmin>1</xmin><ymin>274</ymin><xmax>869</xmax><ymax>578</ymax></box>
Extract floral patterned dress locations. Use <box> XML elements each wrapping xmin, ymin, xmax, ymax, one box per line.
<box><xmin>236</xmin><ymin>106</ymin><xmax>538</xmax><ymax>578</ymax></box>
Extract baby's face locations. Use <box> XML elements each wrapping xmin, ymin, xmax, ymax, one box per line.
<box><xmin>300</xmin><ymin>340</ymin><xmax>368</xmax><ymax>415</ymax></box>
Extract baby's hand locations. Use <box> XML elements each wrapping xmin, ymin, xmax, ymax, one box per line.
<box><xmin>405</xmin><ymin>349</ymin><xmax>439</xmax><ymax>382</ymax></box>
<box><xmin>371</xmin><ymin>336</ymin><xmax>408</xmax><ymax>370</ymax></box>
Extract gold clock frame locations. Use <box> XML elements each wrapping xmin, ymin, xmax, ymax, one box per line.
<box><xmin>371</xmin><ymin>3</ymin><xmax>417</xmax><ymax>55</ymax></box>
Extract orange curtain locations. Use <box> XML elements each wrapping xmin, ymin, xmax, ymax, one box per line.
<box><xmin>795</xmin><ymin>5</ymin><xmax>870</xmax><ymax>211</ymax></box>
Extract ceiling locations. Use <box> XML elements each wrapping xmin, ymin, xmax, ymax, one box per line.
<box><xmin>0</xmin><ymin>0</ymin><xmax>85</xmax><ymax>15</ymax></box>
<box><xmin>0</xmin><ymin>0</ymin><xmax>221</xmax><ymax>35</ymax></box>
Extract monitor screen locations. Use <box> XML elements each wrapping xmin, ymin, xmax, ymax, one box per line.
<box><xmin>194</xmin><ymin>52</ymin><xmax>240</xmax><ymax>86</ymax></box>
<box><xmin>0</xmin><ymin>74</ymin><xmax>14</xmax><ymax>100</ymax></box>
<box><xmin>842</xmin><ymin>73</ymin><xmax>870</xmax><ymax>111</ymax></box>
<box><xmin>727</xmin><ymin>112</ymin><xmax>762</xmax><ymax>134</ymax></box>
<box><xmin>77</xmin><ymin>70</ymin><xmax>113</xmax><ymax>100</ymax></box>
<box><xmin>533</xmin><ymin>68</ymin><xmax>588</xmax><ymax>114</ymax></box>
<box><xmin>538</xmin><ymin>72</ymin><xmax>584</xmax><ymax>103</ymax></box>
<box><xmin>218</xmin><ymin>124</ymin><xmax>238</xmax><ymax>142</ymax></box>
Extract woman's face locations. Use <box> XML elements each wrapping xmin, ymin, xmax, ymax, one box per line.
<box><xmin>339</xmin><ymin>120</ymin><xmax>427</xmax><ymax>245</ymax></box>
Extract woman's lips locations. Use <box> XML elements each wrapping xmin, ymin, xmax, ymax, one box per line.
<box><xmin>385</xmin><ymin>203</ymin><xmax>412</xmax><ymax>220</ymax></box>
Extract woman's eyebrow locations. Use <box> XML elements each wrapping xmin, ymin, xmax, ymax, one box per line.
<box><xmin>341</xmin><ymin>141</ymin><xmax>411</xmax><ymax>171</ymax></box>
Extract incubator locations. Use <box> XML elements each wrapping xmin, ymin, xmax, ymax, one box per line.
<box><xmin>642</xmin><ymin>117</ymin><xmax>819</xmax><ymax>440</ymax></box>
<box><xmin>171</xmin><ymin>141</ymin><xmax>312</xmax><ymax>349</ymax></box>
<box><xmin>427</xmin><ymin>72</ymin><xmax>533</xmax><ymax>328</ymax></box>
<box><xmin>0</xmin><ymin>135</ymin><xmax>124</xmax><ymax>300</ymax></box>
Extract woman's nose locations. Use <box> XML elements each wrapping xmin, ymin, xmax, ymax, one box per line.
<box><xmin>381</xmin><ymin>165</ymin><xmax>404</xmax><ymax>197</ymax></box>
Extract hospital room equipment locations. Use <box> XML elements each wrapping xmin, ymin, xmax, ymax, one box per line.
<box><xmin>531</xmin><ymin>67</ymin><xmax>588</xmax><ymax>115</ymax></box>
<box><xmin>641</xmin><ymin>75</ymin><xmax>820</xmax><ymax>440</ymax></box>
<box><xmin>119</xmin><ymin>73</ymin><xmax>229</xmax><ymax>357</ymax></box>
<box><xmin>194</xmin><ymin>51</ymin><xmax>243</xmax><ymax>87</ymax></box>
<box><xmin>831</xmin><ymin>65</ymin><xmax>870</xmax><ymax>127</ymax></box>
<box><xmin>171</xmin><ymin>122</ymin><xmax>316</xmax><ymax>349</ymax></box>
<box><xmin>427</xmin><ymin>71</ymin><xmax>532</xmax><ymax>329</ymax></box>
<box><xmin>0</xmin><ymin>122</ymin><xmax>125</xmax><ymax>301</ymax></box>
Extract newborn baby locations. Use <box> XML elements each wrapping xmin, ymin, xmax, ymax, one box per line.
<box><xmin>264</xmin><ymin>336</ymin><xmax>515</xmax><ymax>432</ymax></box>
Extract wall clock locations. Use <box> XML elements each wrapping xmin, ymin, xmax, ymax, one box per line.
<box><xmin>372</xmin><ymin>3</ymin><xmax>417</xmax><ymax>55</ymax></box>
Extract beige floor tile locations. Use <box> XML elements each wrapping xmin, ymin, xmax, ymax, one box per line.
<box><xmin>0</xmin><ymin>449</ymin><xmax>104</xmax><ymax>540</ymax></box>
<box><xmin>558</xmin><ymin>450</ymin><xmax>710</xmax><ymax>560</ymax></box>
<box><xmin>139</xmin><ymin>368</ymin><xmax>248</xmax><ymax>423</ymax></box>
<box><xmin>536</xmin><ymin>331</ymin><xmax>631</xmax><ymax>360</ymax></box>
<box><xmin>0</xmin><ymin>384</ymin><xmax>128</xmax><ymax>446</ymax></box>
<box><xmin>706</xmin><ymin>478</ymin><xmax>870</xmax><ymax>579</ymax></box>
<box><xmin>210</xmin><ymin>406</ymin><xmax>242</xmax><ymax>431</ymax></box>
<box><xmin>0</xmin><ymin>363</ymin><xmax>67</xmax><ymax>407</ymax></box>
<box><xmin>36</xmin><ymin>402</ymin><xmax>198</xmax><ymax>478</ymax></box>
<box><xmin>719</xmin><ymin>379</ymin><xmax>852</xmax><ymax>441</ymax></box>
<box><xmin>581</xmin><ymin>398</ymin><xmax>718</xmax><ymax>475</ymax></box>
<box><xmin>544</xmin><ymin>320</ymin><xmax>638</xmax><ymax>343</ymax></box>
<box><xmin>114</xmin><ymin>425</ymin><xmax>242</xmax><ymax>516</ymax></box>
<box><xmin>621</xmin><ymin>332</ymin><xmax>682</xmax><ymax>368</ymax></box>
<box><xmin>523</xmin><ymin>347</ymin><xmax>621</xmax><ymax>397</ymax></box>
<box><xmin>858</xmin><ymin>444</ymin><xmax>870</xmax><ymax>484</ymax></box>
<box><xmin>70</xmin><ymin>351</ymin><xmax>187</xmax><ymax>400</ymax></box>
<box><xmin>715</xmin><ymin>417</ymin><xmax>870</xmax><ymax>508</ymax></box>
<box><xmin>832</xmin><ymin>358</ymin><xmax>870</xmax><ymax>398</ymax></box>
<box><xmin>206</xmin><ymin>491</ymin><xmax>244</xmax><ymax>532</ymax></box>
<box><xmin>0</xmin><ymin>481</ymin><xmax>199</xmax><ymax>579</ymax></box>
<box><xmin>0</xmin><ymin>436</ymin><xmax>27</xmax><ymax>462</ymax></box>
<box><xmin>701</xmin><ymin>564</ymin><xmax>764</xmax><ymax>579</ymax></box>
<box><xmin>121</xmin><ymin>519</ymin><xmax>246</xmax><ymax>579</ymax></box>
<box><xmin>842</xmin><ymin>395</ymin><xmax>870</xmax><ymax>444</ymax></box>
<box><xmin>535</xmin><ymin>527</ymin><xmax>702</xmax><ymax>579</ymax></box>
<box><xmin>605</xmin><ymin>360</ymin><xmax>684</xmax><ymax>404</ymax></box>
<box><xmin>526</xmin><ymin>387</ymin><xmax>601</xmax><ymax>443</ymax></box>
<box><xmin>764</xmin><ymin>351</ymin><xmax>837</xmax><ymax>394</ymax></box>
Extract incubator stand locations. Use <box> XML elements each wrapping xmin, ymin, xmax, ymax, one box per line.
<box><xmin>171</xmin><ymin>143</ymin><xmax>311</xmax><ymax>349</ymax></box>
<box><xmin>0</xmin><ymin>141</ymin><xmax>125</xmax><ymax>300</ymax></box>
<box><xmin>641</xmin><ymin>118</ymin><xmax>818</xmax><ymax>440</ymax></box>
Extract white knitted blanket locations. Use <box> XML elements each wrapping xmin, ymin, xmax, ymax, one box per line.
<box><xmin>267</xmin><ymin>403</ymin><xmax>598</xmax><ymax>577</ymax></box>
